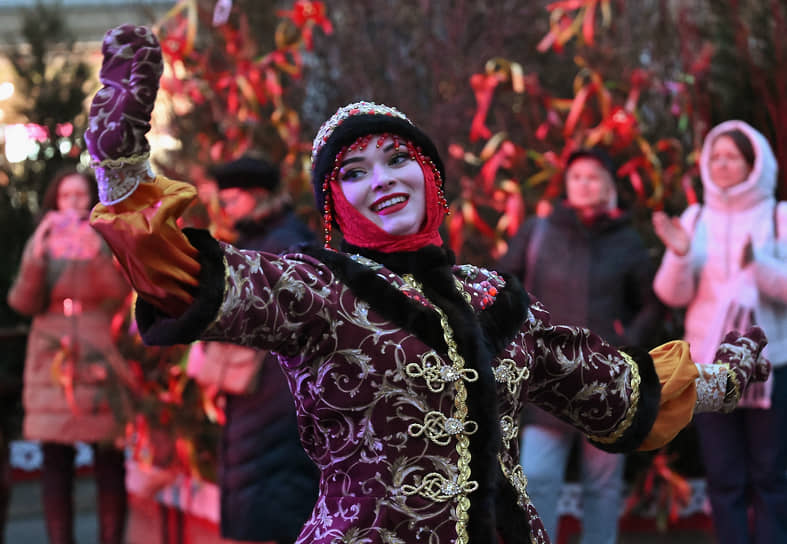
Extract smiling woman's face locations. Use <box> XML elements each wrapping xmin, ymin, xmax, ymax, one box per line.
<box><xmin>338</xmin><ymin>135</ymin><xmax>426</xmax><ymax>236</ymax></box>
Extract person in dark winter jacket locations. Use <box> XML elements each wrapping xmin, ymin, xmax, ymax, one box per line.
<box><xmin>497</xmin><ymin>148</ymin><xmax>664</xmax><ymax>544</ymax></box>
<box><xmin>187</xmin><ymin>156</ymin><xmax>319</xmax><ymax>544</ymax></box>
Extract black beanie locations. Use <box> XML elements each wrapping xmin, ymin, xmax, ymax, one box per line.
<box><xmin>565</xmin><ymin>147</ymin><xmax>617</xmax><ymax>182</ymax></box>
<box><xmin>310</xmin><ymin>102</ymin><xmax>445</xmax><ymax>213</ymax></box>
<box><xmin>209</xmin><ymin>156</ymin><xmax>280</xmax><ymax>192</ymax></box>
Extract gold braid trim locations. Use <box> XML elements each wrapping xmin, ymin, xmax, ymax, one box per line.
<box><xmin>493</xmin><ymin>358</ymin><xmax>530</xmax><ymax>396</ymax></box>
<box><xmin>92</xmin><ymin>151</ymin><xmax>151</xmax><ymax>169</ymax></box>
<box><xmin>454</xmin><ymin>277</ymin><xmax>472</xmax><ymax>304</ymax></box>
<box><xmin>400</xmin><ymin>472</ymin><xmax>479</xmax><ymax>501</ymax></box>
<box><xmin>723</xmin><ymin>364</ymin><xmax>741</xmax><ymax>412</ymax></box>
<box><xmin>408</xmin><ymin>411</ymin><xmax>479</xmax><ymax>446</ymax></box>
<box><xmin>405</xmin><ymin>352</ymin><xmax>479</xmax><ymax>393</ymax></box>
<box><xmin>401</xmin><ymin>274</ymin><xmax>476</xmax><ymax>544</ymax></box>
<box><xmin>586</xmin><ymin>350</ymin><xmax>642</xmax><ymax>444</ymax></box>
<box><xmin>498</xmin><ymin>460</ymin><xmax>543</xmax><ymax>544</ymax></box>
<box><xmin>498</xmin><ymin>459</ymin><xmax>530</xmax><ymax>508</ymax></box>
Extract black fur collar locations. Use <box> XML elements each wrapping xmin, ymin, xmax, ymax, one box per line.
<box><xmin>340</xmin><ymin>242</ymin><xmax>456</xmax><ymax>274</ymax></box>
<box><xmin>301</xmin><ymin>244</ymin><xmax>450</xmax><ymax>352</ymax></box>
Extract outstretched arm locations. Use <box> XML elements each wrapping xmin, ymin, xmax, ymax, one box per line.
<box><xmin>523</xmin><ymin>301</ymin><xmax>770</xmax><ymax>452</ymax></box>
<box><xmin>85</xmin><ymin>26</ymin><xmax>344</xmax><ymax>355</ymax></box>
<box><xmin>85</xmin><ymin>25</ymin><xmax>201</xmax><ymax>316</ymax></box>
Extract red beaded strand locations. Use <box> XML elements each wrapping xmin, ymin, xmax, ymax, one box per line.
<box><xmin>321</xmin><ymin>134</ymin><xmax>450</xmax><ymax>247</ymax></box>
<box><xmin>322</xmin><ymin>144</ymin><xmax>352</xmax><ymax>248</ymax></box>
<box><xmin>405</xmin><ymin>141</ymin><xmax>450</xmax><ymax>212</ymax></box>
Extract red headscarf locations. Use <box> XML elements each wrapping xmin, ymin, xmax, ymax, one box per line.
<box><xmin>328</xmin><ymin>139</ymin><xmax>446</xmax><ymax>253</ymax></box>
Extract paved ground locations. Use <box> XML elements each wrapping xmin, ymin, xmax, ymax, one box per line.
<box><xmin>4</xmin><ymin>477</ymin><xmax>715</xmax><ymax>544</ymax></box>
<box><xmin>5</xmin><ymin>476</ymin><xmax>228</xmax><ymax>544</ymax></box>
<box><xmin>5</xmin><ymin>477</ymin><xmax>99</xmax><ymax>543</ymax></box>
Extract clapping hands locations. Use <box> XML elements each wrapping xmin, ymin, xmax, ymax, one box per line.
<box><xmin>652</xmin><ymin>211</ymin><xmax>691</xmax><ymax>256</ymax></box>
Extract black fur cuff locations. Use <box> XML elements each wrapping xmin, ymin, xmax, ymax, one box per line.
<box><xmin>136</xmin><ymin>228</ymin><xmax>226</xmax><ymax>346</ymax></box>
<box><xmin>589</xmin><ymin>345</ymin><xmax>661</xmax><ymax>453</ymax></box>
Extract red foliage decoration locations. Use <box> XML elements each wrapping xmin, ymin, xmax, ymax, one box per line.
<box><xmin>277</xmin><ymin>1</ymin><xmax>333</xmax><ymax>50</ymax></box>
<box><xmin>538</xmin><ymin>0</ymin><xmax>612</xmax><ymax>52</ymax></box>
<box><xmin>155</xmin><ymin>0</ymin><xmax>331</xmax><ymax>176</ymax></box>
<box><xmin>448</xmin><ymin>2</ymin><xmax>710</xmax><ymax>262</ymax></box>
<box><xmin>623</xmin><ymin>451</ymin><xmax>693</xmax><ymax>531</ymax></box>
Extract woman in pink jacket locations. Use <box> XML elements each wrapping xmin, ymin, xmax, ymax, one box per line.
<box><xmin>8</xmin><ymin>169</ymin><xmax>132</xmax><ymax>544</ymax></box>
<box><xmin>653</xmin><ymin>120</ymin><xmax>787</xmax><ymax>544</ymax></box>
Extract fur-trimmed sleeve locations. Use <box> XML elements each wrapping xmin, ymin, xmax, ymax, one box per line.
<box><xmin>136</xmin><ymin>230</ymin><xmax>340</xmax><ymax>358</ymax></box>
<box><xmin>135</xmin><ymin>228</ymin><xmax>225</xmax><ymax>345</ymax></box>
<box><xmin>586</xmin><ymin>345</ymin><xmax>663</xmax><ymax>453</ymax></box>
<box><xmin>524</xmin><ymin>300</ymin><xmax>662</xmax><ymax>453</ymax></box>
<box><xmin>523</xmin><ymin>302</ymin><xmax>701</xmax><ymax>452</ymax></box>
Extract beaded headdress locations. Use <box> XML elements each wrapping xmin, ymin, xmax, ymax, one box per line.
<box><xmin>310</xmin><ymin>101</ymin><xmax>448</xmax><ymax>247</ymax></box>
<box><xmin>311</xmin><ymin>101</ymin><xmax>410</xmax><ymax>164</ymax></box>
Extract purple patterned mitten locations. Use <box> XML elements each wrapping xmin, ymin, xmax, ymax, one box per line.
<box><xmin>85</xmin><ymin>25</ymin><xmax>163</xmax><ymax>204</ymax></box>
<box><xmin>713</xmin><ymin>326</ymin><xmax>770</xmax><ymax>412</ymax></box>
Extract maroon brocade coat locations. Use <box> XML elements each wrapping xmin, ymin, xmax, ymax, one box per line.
<box><xmin>137</xmin><ymin>233</ymin><xmax>660</xmax><ymax>544</ymax></box>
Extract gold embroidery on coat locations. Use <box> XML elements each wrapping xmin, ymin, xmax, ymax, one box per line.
<box><xmin>405</xmin><ymin>352</ymin><xmax>479</xmax><ymax>393</ymax></box>
<box><xmin>400</xmin><ymin>472</ymin><xmax>479</xmax><ymax>501</ymax></box>
<box><xmin>499</xmin><ymin>459</ymin><xmax>530</xmax><ymax>505</ymax></box>
<box><xmin>586</xmin><ymin>350</ymin><xmax>641</xmax><ymax>444</ymax></box>
<box><xmin>454</xmin><ymin>277</ymin><xmax>472</xmax><ymax>304</ymax></box>
<box><xmin>493</xmin><ymin>358</ymin><xmax>530</xmax><ymax>396</ymax></box>
<box><xmin>725</xmin><ymin>364</ymin><xmax>741</xmax><ymax>409</ymax></box>
<box><xmin>498</xmin><ymin>459</ymin><xmax>545</xmax><ymax>543</ymax></box>
<box><xmin>400</xmin><ymin>274</ymin><xmax>476</xmax><ymax>544</ymax></box>
<box><xmin>499</xmin><ymin>416</ymin><xmax>518</xmax><ymax>450</ymax></box>
<box><xmin>408</xmin><ymin>411</ymin><xmax>479</xmax><ymax>445</ymax></box>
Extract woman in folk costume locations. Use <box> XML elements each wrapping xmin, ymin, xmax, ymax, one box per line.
<box><xmin>653</xmin><ymin>120</ymin><xmax>787</xmax><ymax>544</ymax></box>
<box><xmin>85</xmin><ymin>25</ymin><xmax>769</xmax><ymax>544</ymax></box>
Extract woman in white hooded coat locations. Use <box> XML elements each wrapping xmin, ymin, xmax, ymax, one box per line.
<box><xmin>653</xmin><ymin>120</ymin><xmax>787</xmax><ymax>544</ymax></box>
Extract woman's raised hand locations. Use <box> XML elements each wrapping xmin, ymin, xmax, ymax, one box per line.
<box><xmin>29</xmin><ymin>212</ymin><xmax>57</xmax><ymax>259</ymax></box>
<box><xmin>652</xmin><ymin>211</ymin><xmax>691</xmax><ymax>256</ymax></box>
<box><xmin>84</xmin><ymin>25</ymin><xmax>163</xmax><ymax>204</ymax></box>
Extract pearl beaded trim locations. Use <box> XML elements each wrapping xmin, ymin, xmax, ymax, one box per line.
<box><xmin>311</xmin><ymin>101</ymin><xmax>411</xmax><ymax>164</ymax></box>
